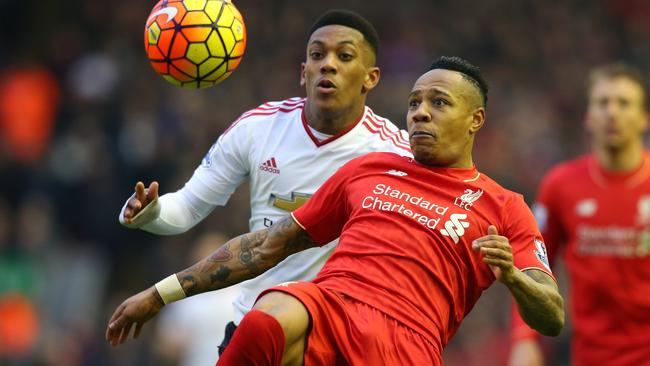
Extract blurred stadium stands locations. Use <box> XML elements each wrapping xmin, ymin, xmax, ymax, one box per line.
<box><xmin>1</xmin><ymin>0</ymin><xmax>649</xmax><ymax>364</ymax></box>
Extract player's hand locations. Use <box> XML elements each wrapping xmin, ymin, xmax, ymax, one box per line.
<box><xmin>508</xmin><ymin>338</ymin><xmax>544</xmax><ymax>366</ymax></box>
<box><xmin>472</xmin><ymin>225</ymin><xmax>516</xmax><ymax>284</ymax></box>
<box><xmin>106</xmin><ymin>286</ymin><xmax>164</xmax><ymax>346</ymax></box>
<box><xmin>122</xmin><ymin>181</ymin><xmax>159</xmax><ymax>224</ymax></box>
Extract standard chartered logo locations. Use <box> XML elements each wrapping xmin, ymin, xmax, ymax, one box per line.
<box><xmin>440</xmin><ymin>213</ymin><xmax>470</xmax><ymax>244</ymax></box>
<box><xmin>361</xmin><ymin>183</ymin><xmax>474</xmax><ymax>243</ymax></box>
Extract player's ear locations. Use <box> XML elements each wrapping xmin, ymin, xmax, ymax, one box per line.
<box><xmin>300</xmin><ymin>62</ymin><xmax>306</xmax><ymax>87</ymax></box>
<box><xmin>362</xmin><ymin>67</ymin><xmax>380</xmax><ymax>94</ymax></box>
<box><xmin>468</xmin><ymin>107</ymin><xmax>485</xmax><ymax>135</ymax></box>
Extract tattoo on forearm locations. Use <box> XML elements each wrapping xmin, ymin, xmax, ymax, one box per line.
<box><xmin>179</xmin><ymin>274</ymin><xmax>198</xmax><ymax>295</ymax></box>
<box><xmin>208</xmin><ymin>243</ymin><xmax>233</xmax><ymax>262</ymax></box>
<box><xmin>173</xmin><ymin>215</ymin><xmax>316</xmax><ymax>298</ymax></box>
<box><xmin>210</xmin><ymin>265</ymin><xmax>232</xmax><ymax>283</ymax></box>
<box><xmin>271</xmin><ymin>216</ymin><xmax>315</xmax><ymax>254</ymax></box>
<box><xmin>239</xmin><ymin>231</ymin><xmax>267</xmax><ymax>273</ymax></box>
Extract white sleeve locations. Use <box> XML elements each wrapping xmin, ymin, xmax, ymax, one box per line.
<box><xmin>183</xmin><ymin>120</ymin><xmax>251</xmax><ymax>205</ymax></box>
<box><xmin>140</xmin><ymin>188</ymin><xmax>215</xmax><ymax>235</ymax></box>
<box><xmin>118</xmin><ymin>120</ymin><xmax>251</xmax><ymax>234</ymax></box>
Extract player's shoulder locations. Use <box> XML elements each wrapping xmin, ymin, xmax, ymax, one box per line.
<box><xmin>361</xmin><ymin>107</ymin><xmax>411</xmax><ymax>152</ymax></box>
<box><xmin>542</xmin><ymin>154</ymin><xmax>592</xmax><ymax>185</ymax></box>
<box><xmin>474</xmin><ymin>172</ymin><xmax>526</xmax><ymax>207</ymax></box>
<box><xmin>364</xmin><ymin>107</ymin><xmax>402</xmax><ymax>131</ymax></box>
<box><xmin>224</xmin><ymin>97</ymin><xmax>305</xmax><ymax>133</ymax></box>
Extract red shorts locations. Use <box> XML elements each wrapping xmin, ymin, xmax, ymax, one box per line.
<box><xmin>259</xmin><ymin>281</ymin><xmax>441</xmax><ymax>366</ymax></box>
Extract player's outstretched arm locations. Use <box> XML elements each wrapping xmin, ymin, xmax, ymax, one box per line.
<box><xmin>106</xmin><ymin>215</ymin><xmax>315</xmax><ymax>346</ymax></box>
<box><xmin>472</xmin><ymin>226</ymin><xmax>564</xmax><ymax>337</ymax></box>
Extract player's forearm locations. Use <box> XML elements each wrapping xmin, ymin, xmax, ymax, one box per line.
<box><xmin>175</xmin><ymin>216</ymin><xmax>315</xmax><ymax>297</ymax></box>
<box><xmin>505</xmin><ymin>269</ymin><xmax>564</xmax><ymax>336</ymax></box>
<box><xmin>141</xmin><ymin>191</ymin><xmax>214</xmax><ymax>235</ymax></box>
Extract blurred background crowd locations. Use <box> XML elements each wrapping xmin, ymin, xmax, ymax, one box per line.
<box><xmin>1</xmin><ymin>0</ymin><xmax>649</xmax><ymax>365</ymax></box>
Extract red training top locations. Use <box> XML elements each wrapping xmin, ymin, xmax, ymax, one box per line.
<box><xmin>292</xmin><ymin>152</ymin><xmax>553</xmax><ymax>355</ymax></box>
<box><xmin>511</xmin><ymin>154</ymin><xmax>650</xmax><ymax>366</ymax></box>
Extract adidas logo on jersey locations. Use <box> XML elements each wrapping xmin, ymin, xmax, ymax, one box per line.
<box><xmin>260</xmin><ymin>157</ymin><xmax>280</xmax><ymax>174</ymax></box>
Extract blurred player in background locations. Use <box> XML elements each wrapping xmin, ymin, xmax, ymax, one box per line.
<box><xmin>107</xmin><ymin>56</ymin><xmax>564</xmax><ymax>366</ymax></box>
<box><xmin>117</xmin><ymin>8</ymin><xmax>410</xmax><ymax>359</ymax></box>
<box><xmin>509</xmin><ymin>63</ymin><xmax>650</xmax><ymax>366</ymax></box>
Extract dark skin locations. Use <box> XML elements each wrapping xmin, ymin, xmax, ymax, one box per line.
<box><xmin>107</xmin><ymin>68</ymin><xmax>564</xmax><ymax>365</ymax></box>
<box><xmin>408</xmin><ymin>69</ymin><xmax>563</xmax><ymax>336</ymax></box>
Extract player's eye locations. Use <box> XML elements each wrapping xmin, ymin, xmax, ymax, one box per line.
<box><xmin>619</xmin><ymin>98</ymin><xmax>630</xmax><ymax>108</ymax></box>
<box><xmin>408</xmin><ymin>99</ymin><xmax>420</xmax><ymax>108</ymax></box>
<box><xmin>339</xmin><ymin>53</ymin><xmax>354</xmax><ymax>61</ymax></box>
<box><xmin>432</xmin><ymin>98</ymin><xmax>449</xmax><ymax>107</ymax></box>
<box><xmin>310</xmin><ymin>51</ymin><xmax>324</xmax><ymax>59</ymax></box>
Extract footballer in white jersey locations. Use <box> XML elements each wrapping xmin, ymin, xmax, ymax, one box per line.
<box><xmin>120</xmin><ymin>97</ymin><xmax>411</xmax><ymax>323</ymax></box>
<box><xmin>112</xmin><ymin>9</ymin><xmax>412</xmax><ymax>356</ymax></box>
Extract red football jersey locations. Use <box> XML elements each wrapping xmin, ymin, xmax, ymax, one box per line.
<box><xmin>292</xmin><ymin>152</ymin><xmax>553</xmax><ymax>353</ymax></box>
<box><xmin>511</xmin><ymin>154</ymin><xmax>650</xmax><ymax>366</ymax></box>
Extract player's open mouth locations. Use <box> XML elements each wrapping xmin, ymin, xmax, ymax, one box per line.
<box><xmin>316</xmin><ymin>79</ymin><xmax>337</xmax><ymax>94</ymax></box>
<box><xmin>410</xmin><ymin>131</ymin><xmax>435</xmax><ymax>139</ymax></box>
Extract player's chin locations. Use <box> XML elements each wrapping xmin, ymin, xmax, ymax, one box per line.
<box><xmin>311</xmin><ymin>95</ymin><xmax>342</xmax><ymax>110</ymax></box>
<box><xmin>412</xmin><ymin>147</ymin><xmax>438</xmax><ymax>165</ymax></box>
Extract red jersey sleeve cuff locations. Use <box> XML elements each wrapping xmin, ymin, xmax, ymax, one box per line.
<box><xmin>290</xmin><ymin>212</ymin><xmax>307</xmax><ymax>231</ymax></box>
<box><xmin>290</xmin><ymin>209</ymin><xmax>330</xmax><ymax>246</ymax></box>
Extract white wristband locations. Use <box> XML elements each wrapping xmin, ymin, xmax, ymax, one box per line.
<box><xmin>155</xmin><ymin>274</ymin><xmax>186</xmax><ymax>305</ymax></box>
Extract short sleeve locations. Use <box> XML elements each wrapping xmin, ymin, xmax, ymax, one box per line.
<box><xmin>532</xmin><ymin>169</ymin><xmax>566</xmax><ymax>265</ymax></box>
<box><xmin>184</xmin><ymin>118</ymin><xmax>251</xmax><ymax>206</ymax></box>
<box><xmin>291</xmin><ymin>156</ymin><xmax>366</xmax><ymax>246</ymax></box>
<box><xmin>503</xmin><ymin>194</ymin><xmax>555</xmax><ymax>280</ymax></box>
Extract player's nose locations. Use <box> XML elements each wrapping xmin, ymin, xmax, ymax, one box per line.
<box><xmin>320</xmin><ymin>53</ymin><xmax>338</xmax><ymax>74</ymax></box>
<box><xmin>410</xmin><ymin>105</ymin><xmax>432</xmax><ymax>123</ymax></box>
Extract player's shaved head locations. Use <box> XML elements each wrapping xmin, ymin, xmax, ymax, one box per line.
<box><xmin>308</xmin><ymin>9</ymin><xmax>379</xmax><ymax>65</ymax></box>
<box><xmin>429</xmin><ymin>56</ymin><xmax>488</xmax><ymax>109</ymax></box>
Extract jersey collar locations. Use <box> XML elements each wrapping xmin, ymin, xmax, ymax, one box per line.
<box><xmin>589</xmin><ymin>152</ymin><xmax>650</xmax><ymax>188</ymax></box>
<box><xmin>301</xmin><ymin>105</ymin><xmax>366</xmax><ymax>148</ymax></box>
<box><xmin>413</xmin><ymin>159</ymin><xmax>481</xmax><ymax>182</ymax></box>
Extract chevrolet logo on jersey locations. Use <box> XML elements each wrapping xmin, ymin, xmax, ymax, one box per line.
<box><xmin>271</xmin><ymin>192</ymin><xmax>312</xmax><ymax>212</ymax></box>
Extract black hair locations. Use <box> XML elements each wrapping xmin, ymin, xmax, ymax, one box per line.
<box><xmin>308</xmin><ymin>9</ymin><xmax>379</xmax><ymax>58</ymax></box>
<box><xmin>429</xmin><ymin>56</ymin><xmax>488</xmax><ymax>107</ymax></box>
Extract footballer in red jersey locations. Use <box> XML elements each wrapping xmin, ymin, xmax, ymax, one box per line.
<box><xmin>509</xmin><ymin>63</ymin><xmax>650</xmax><ymax>366</ymax></box>
<box><xmin>106</xmin><ymin>57</ymin><xmax>564</xmax><ymax>366</ymax></box>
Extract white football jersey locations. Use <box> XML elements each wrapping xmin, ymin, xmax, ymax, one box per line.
<box><xmin>185</xmin><ymin>97</ymin><xmax>412</xmax><ymax>323</ymax></box>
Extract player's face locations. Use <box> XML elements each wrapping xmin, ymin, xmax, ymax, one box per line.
<box><xmin>586</xmin><ymin>76</ymin><xmax>648</xmax><ymax>149</ymax></box>
<box><xmin>406</xmin><ymin>69</ymin><xmax>485</xmax><ymax>167</ymax></box>
<box><xmin>301</xmin><ymin>25</ymin><xmax>379</xmax><ymax>114</ymax></box>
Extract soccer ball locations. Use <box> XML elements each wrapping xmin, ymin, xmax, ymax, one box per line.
<box><xmin>144</xmin><ymin>0</ymin><xmax>246</xmax><ymax>88</ymax></box>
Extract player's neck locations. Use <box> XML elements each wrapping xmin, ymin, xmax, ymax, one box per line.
<box><xmin>304</xmin><ymin>101</ymin><xmax>365</xmax><ymax>135</ymax></box>
<box><xmin>594</xmin><ymin>139</ymin><xmax>644</xmax><ymax>172</ymax></box>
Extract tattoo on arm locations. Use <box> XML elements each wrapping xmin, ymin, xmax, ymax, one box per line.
<box><xmin>210</xmin><ymin>265</ymin><xmax>232</xmax><ymax>283</ymax></box>
<box><xmin>208</xmin><ymin>243</ymin><xmax>233</xmax><ymax>262</ymax></box>
<box><xmin>273</xmin><ymin>216</ymin><xmax>316</xmax><ymax>255</ymax></box>
<box><xmin>179</xmin><ymin>274</ymin><xmax>198</xmax><ymax>295</ymax></box>
<box><xmin>239</xmin><ymin>231</ymin><xmax>267</xmax><ymax>273</ymax></box>
<box><xmin>175</xmin><ymin>215</ymin><xmax>316</xmax><ymax>297</ymax></box>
